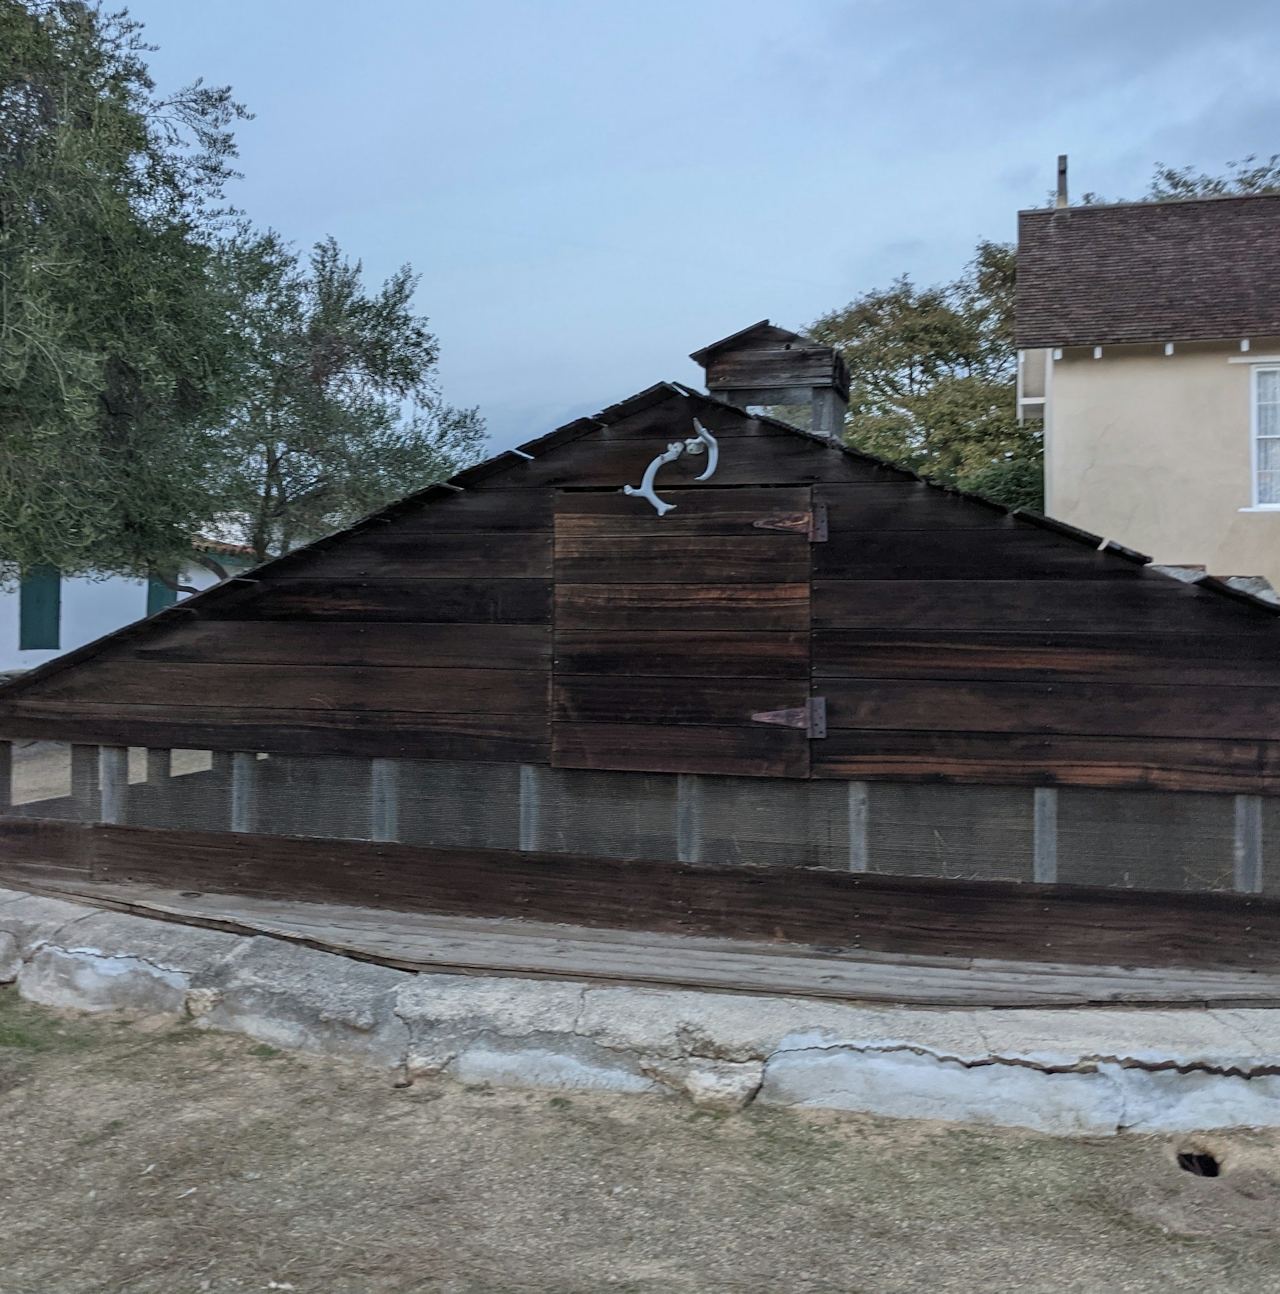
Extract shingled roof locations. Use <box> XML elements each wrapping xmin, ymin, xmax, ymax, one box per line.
<box><xmin>1016</xmin><ymin>193</ymin><xmax>1280</xmax><ymax>348</ymax></box>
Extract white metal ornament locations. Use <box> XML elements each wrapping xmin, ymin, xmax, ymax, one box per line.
<box><xmin>621</xmin><ymin>419</ymin><xmax>719</xmax><ymax>516</ymax></box>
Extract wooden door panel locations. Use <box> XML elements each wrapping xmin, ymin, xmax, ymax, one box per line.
<box><xmin>552</xmin><ymin>487</ymin><xmax>816</xmax><ymax>776</ymax></box>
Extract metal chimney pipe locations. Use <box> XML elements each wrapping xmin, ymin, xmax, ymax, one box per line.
<box><xmin>1056</xmin><ymin>154</ymin><xmax>1068</xmax><ymax>209</ymax></box>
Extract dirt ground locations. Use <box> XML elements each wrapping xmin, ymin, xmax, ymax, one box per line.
<box><xmin>2</xmin><ymin>987</ymin><xmax>1280</xmax><ymax>1293</ymax></box>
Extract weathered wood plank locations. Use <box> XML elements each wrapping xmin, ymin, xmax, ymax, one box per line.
<box><xmin>555</xmin><ymin>583</ymin><xmax>810</xmax><ymax>632</ymax></box>
<box><xmin>0</xmin><ymin>707</ymin><xmax>550</xmax><ymax>762</ymax></box>
<box><xmin>554</xmin><ymin>535</ymin><xmax>808</xmax><ymax>584</ymax></box>
<box><xmin>813</xmin><ymin>630</ymin><xmax>1280</xmax><ymax>685</ymax></box>
<box><xmin>812</xmin><ymin>730</ymin><xmax>1280</xmax><ymax>794</ymax></box>
<box><xmin>823</xmin><ymin>678</ymin><xmax>1280</xmax><ymax>741</ymax></box>
<box><xmin>26</xmin><ymin>662</ymin><xmax>549</xmax><ymax>717</ymax></box>
<box><xmin>816</xmin><ymin>481</ymin><xmax>1015</xmax><ymax>531</ymax></box>
<box><xmin>553</xmin><ymin>486</ymin><xmax>811</xmax><ymax>533</ymax></box>
<box><xmin>813</xmin><ymin>530</ymin><xmax>1146</xmax><ymax>581</ymax></box>
<box><xmin>552</xmin><ymin>722</ymin><xmax>809</xmax><ymax>778</ymax></box>
<box><xmin>132</xmin><ymin>622</ymin><xmax>552</xmax><ymax>670</ymax></box>
<box><xmin>554</xmin><ymin>676</ymin><xmax>806</xmax><ymax>726</ymax></box>
<box><xmin>554</xmin><ymin>631</ymin><xmax>809</xmax><ymax>679</ymax></box>
<box><xmin>4</xmin><ymin>817</ymin><xmax>1280</xmax><ymax>971</ymax></box>
<box><xmin>296</xmin><ymin>532</ymin><xmax>553</xmax><ymax>580</ymax></box>
<box><xmin>378</xmin><ymin>487</ymin><xmax>552</xmax><ymax>533</ymax></box>
<box><xmin>813</xmin><ymin>580</ymin><xmax>1277</xmax><ymax>632</ymax></box>
<box><xmin>218</xmin><ymin>579</ymin><xmax>551</xmax><ymax>624</ymax></box>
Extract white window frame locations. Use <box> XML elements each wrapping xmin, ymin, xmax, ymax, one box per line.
<box><xmin>1251</xmin><ymin>365</ymin><xmax>1280</xmax><ymax>509</ymax></box>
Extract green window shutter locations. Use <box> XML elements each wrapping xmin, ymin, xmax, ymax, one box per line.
<box><xmin>19</xmin><ymin>565</ymin><xmax>61</xmax><ymax>650</ymax></box>
<box><xmin>147</xmin><ymin>577</ymin><xmax>177</xmax><ymax>616</ymax></box>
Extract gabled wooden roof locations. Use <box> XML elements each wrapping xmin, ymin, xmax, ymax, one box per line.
<box><xmin>4</xmin><ymin>382</ymin><xmax>1280</xmax><ymax>791</ymax></box>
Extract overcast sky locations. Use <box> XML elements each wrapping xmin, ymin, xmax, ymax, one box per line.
<box><xmin>126</xmin><ymin>0</ymin><xmax>1280</xmax><ymax>452</ymax></box>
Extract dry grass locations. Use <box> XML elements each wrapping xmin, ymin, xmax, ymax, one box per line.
<box><xmin>2</xmin><ymin>986</ymin><xmax>1280</xmax><ymax>1293</ymax></box>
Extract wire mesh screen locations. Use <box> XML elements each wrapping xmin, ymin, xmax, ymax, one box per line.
<box><xmin>0</xmin><ymin>740</ymin><xmax>1263</xmax><ymax>891</ymax></box>
<box><xmin>1057</xmin><ymin>788</ymin><xmax>1236</xmax><ymax>892</ymax></box>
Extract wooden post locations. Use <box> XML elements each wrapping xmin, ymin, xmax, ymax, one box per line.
<box><xmin>0</xmin><ymin>740</ymin><xmax>11</xmax><ymax>814</ymax></box>
<box><xmin>1235</xmin><ymin>795</ymin><xmax>1263</xmax><ymax>894</ymax></box>
<box><xmin>371</xmin><ymin>758</ymin><xmax>400</xmax><ymax>842</ymax></box>
<box><xmin>811</xmin><ymin>387</ymin><xmax>847</xmax><ymax>441</ymax></box>
<box><xmin>519</xmin><ymin>765</ymin><xmax>541</xmax><ymax>852</ymax></box>
<box><xmin>70</xmin><ymin>744</ymin><xmax>100</xmax><ymax>820</ymax></box>
<box><xmin>99</xmin><ymin>746</ymin><xmax>129</xmax><ymax>825</ymax></box>
<box><xmin>230</xmin><ymin>752</ymin><xmax>258</xmax><ymax>834</ymax></box>
<box><xmin>847</xmin><ymin>782</ymin><xmax>869</xmax><ymax>872</ymax></box>
<box><xmin>676</xmin><ymin>774</ymin><xmax>702</xmax><ymax>864</ymax></box>
<box><xmin>1034</xmin><ymin>788</ymin><xmax>1058</xmax><ymax>884</ymax></box>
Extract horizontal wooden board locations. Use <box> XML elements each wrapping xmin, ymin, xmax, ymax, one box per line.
<box><xmin>218</xmin><ymin>579</ymin><xmax>551</xmax><ymax>624</ymax></box>
<box><xmin>813</xmin><ymin>530</ymin><xmax>1146</xmax><ymax>581</ymax></box>
<box><xmin>0</xmin><ymin>706</ymin><xmax>549</xmax><ymax>763</ymax></box>
<box><xmin>554</xmin><ymin>535</ymin><xmax>809</xmax><ymax>584</ymax></box>
<box><xmin>554</xmin><ymin>676</ymin><xmax>807</xmax><ymax>726</ymax></box>
<box><xmin>5</xmin><ymin>818</ymin><xmax>1280</xmax><ymax>971</ymax></box>
<box><xmin>554</xmin><ymin>631</ymin><xmax>809</xmax><ymax>679</ymax></box>
<box><xmin>555</xmin><ymin>583</ymin><xmax>810</xmax><ymax>632</ymax></box>
<box><xmin>823</xmin><ymin>678</ymin><xmax>1280</xmax><ymax>741</ymax></box>
<box><xmin>704</xmin><ymin>348</ymin><xmax>839</xmax><ymax>391</ymax></box>
<box><xmin>812</xmin><ymin>579</ymin><xmax>1277</xmax><ymax>632</ymax></box>
<box><xmin>379</xmin><ymin>487</ymin><xmax>552</xmax><ymax>533</ymax></box>
<box><xmin>551</xmin><ymin>722</ymin><xmax>809</xmax><ymax>778</ymax></box>
<box><xmin>813</xmin><ymin>630</ymin><xmax>1280</xmax><ymax>685</ymax></box>
<box><xmin>25</xmin><ymin>662</ymin><xmax>549</xmax><ymax>717</ymax></box>
<box><xmin>813</xmin><ymin>730</ymin><xmax>1280</xmax><ymax>794</ymax></box>
<box><xmin>815</xmin><ymin>482</ymin><xmax>1015</xmax><ymax>531</ymax></box>
<box><xmin>132</xmin><ymin>622</ymin><xmax>552</xmax><ymax>671</ymax></box>
<box><xmin>293</xmin><ymin>532</ymin><xmax>552</xmax><ymax>580</ymax></box>
<box><xmin>553</xmin><ymin>485</ymin><xmax>812</xmax><ymax>534</ymax></box>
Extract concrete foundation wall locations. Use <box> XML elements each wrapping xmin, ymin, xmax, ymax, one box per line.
<box><xmin>7</xmin><ymin>884</ymin><xmax>1280</xmax><ymax>1135</ymax></box>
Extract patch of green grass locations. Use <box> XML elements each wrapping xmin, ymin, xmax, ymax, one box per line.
<box><xmin>249</xmin><ymin>1044</ymin><xmax>281</xmax><ymax>1058</ymax></box>
<box><xmin>548</xmin><ymin>1096</ymin><xmax>571</xmax><ymax>1109</ymax></box>
<box><xmin>78</xmin><ymin>1119</ymin><xmax>124</xmax><ymax>1147</ymax></box>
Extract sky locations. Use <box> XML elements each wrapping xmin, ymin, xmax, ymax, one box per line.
<box><xmin>125</xmin><ymin>0</ymin><xmax>1280</xmax><ymax>454</ymax></box>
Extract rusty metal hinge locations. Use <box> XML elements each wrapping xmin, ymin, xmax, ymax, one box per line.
<box><xmin>749</xmin><ymin>696</ymin><xmax>827</xmax><ymax>738</ymax></box>
<box><xmin>752</xmin><ymin>503</ymin><xmax>828</xmax><ymax>542</ymax></box>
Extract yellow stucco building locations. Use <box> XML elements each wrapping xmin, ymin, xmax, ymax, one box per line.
<box><xmin>1017</xmin><ymin>194</ymin><xmax>1280</xmax><ymax>589</ymax></box>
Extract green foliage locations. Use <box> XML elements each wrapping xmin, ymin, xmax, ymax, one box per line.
<box><xmin>0</xmin><ymin>2</ymin><xmax>484</xmax><ymax>580</ymax></box>
<box><xmin>808</xmin><ymin>240</ymin><xmax>1042</xmax><ymax>510</ymax></box>
<box><xmin>0</xmin><ymin>0</ymin><xmax>250</xmax><ymax>581</ymax></box>
<box><xmin>1147</xmin><ymin>154</ymin><xmax>1280</xmax><ymax>201</ymax></box>
<box><xmin>217</xmin><ymin>235</ymin><xmax>485</xmax><ymax>562</ymax></box>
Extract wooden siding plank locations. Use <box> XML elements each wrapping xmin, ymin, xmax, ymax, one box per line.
<box><xmin>812</xmin><ymin>730</ymin><xmax>1280</xmax><ymax>794</ymax></box>
<box><xmin>26</xmin><ymin>662</ymin><xmax>549</xmax><ymax>717</ymax></box>
<box><xmin>295</xmin><ymin>532</ymin><xmax>552</xmax><ymax>579</ymax></box>
<box><xmin>555</xmin><ymin>535</ymin><xmax>808</xmax><ymax>584</ymax></box>
<box><xmin>553</xmin><ymin>631</ymin><xmax>809</xmax><ymax>679</ymax></box>
<box><xmin>555</xmin><ymin>582</ymin><xmax>810</xmax><ymax>632</ymax></box>
<box><xmin>131</xmin><ymin>622</ymin><xmax>552</xmax><ymax>670</ymax></box>
<box><xmin>823</xmin><ymin>678</ymin><xmax>1280</xmax><ymax>741</ymax></box>
<box><xmin>813</xmin><ymin>530</ymin><xmax>1146</xmax><ymax>581</ymax></box>
<box><xmin>219</xmin><ymin>579</ymin><xmax>551</xmax><ymax>624</ymax></box>
<box><xmin>812</xmin><ymin>580</ymin><xmax>1277</xmax><ymax>632</ymax></box>
<box><xmin>554</xmin><ymin>676</ymin><xmax>806</xmax><ymax>726</ymax></box>
<box><xmin>812</xmin><ymin>630</ymin><xmax>1280</xmax><ymax>685</ymax></box>
<box><xmin>0</xmin><ymin>706</ymin><xmax>549</xmax><ymax>762</ymax></box>
<box><xmin>551</xmin><ymin>722</ymin><xmax>809</xmax><ymax>778</ymax></box>
<box><xmin>380</xmin><ymin>487</ymin><xmax>552</xmax><ymax>533</ymax></box>
<box><xmin>553</xmin><ymin>485</ymin><xmax>811</xmax><ymax>532</ymax></box>
<box><xmin>5</xmin><ymin>818</ymin><xmax>1280</xmax><ymax>971</ymax></box>
<box><xmin>815</xmin><ymin>482</ymin><xmax>1015</xmax><ymax>531</ymax></box>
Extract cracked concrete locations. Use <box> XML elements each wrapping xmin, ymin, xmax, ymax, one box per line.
<box><xmin>6</xmin><ymin>884</ymin><xmax>1280</xmax><ymax>1132</ymax></box>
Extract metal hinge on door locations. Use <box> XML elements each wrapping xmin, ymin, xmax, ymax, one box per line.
<box><xmin>752</xmin><ymin>503</ymin><xmax>828</xmax><ymax>542</ymax></box>
<box><xmin>750</xmin><ymin>696</ymin><xmax>827</xmax><ymax>738</ymax></box>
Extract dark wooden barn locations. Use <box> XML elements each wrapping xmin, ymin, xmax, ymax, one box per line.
<box><xmin>5</xmin><ymin>324</ymin><xmax>1280</xmax><ymax>973</ymax></box>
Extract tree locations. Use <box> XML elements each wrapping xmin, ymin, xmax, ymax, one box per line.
<box><xmin>215</xmin><ymin>235</ymin><xmax>485</xmax><ymax>562</ymax></box>
<box><xmin>807</xmin><ymin>240</ymin><xmax>1042</xmax><ymax>510</ymax></box>
<box><xmin>0</xmin><ymin>0</ymin><xmax>250</xmax><ymax>581</ymax></box>
<box><xmin>1147</xmin><ymin>154</ymin><xmax>1280</xmax><ymax>201</ymax></box>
